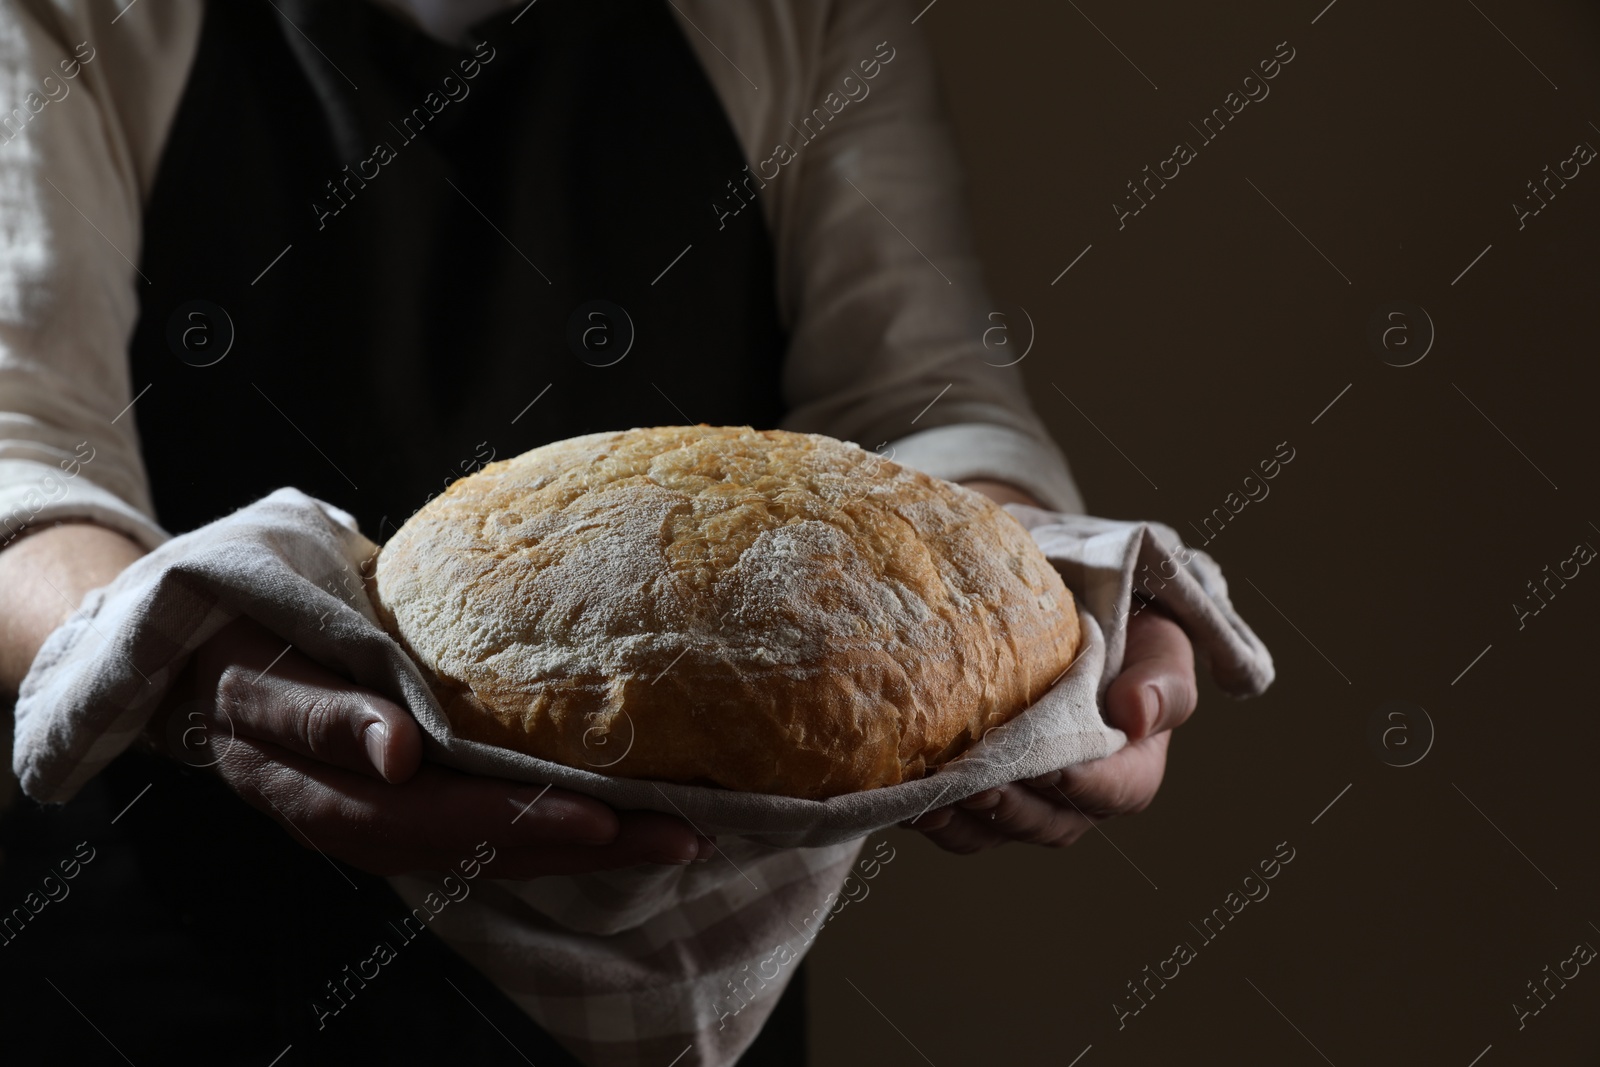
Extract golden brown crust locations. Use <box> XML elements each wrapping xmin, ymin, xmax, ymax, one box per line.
<box><xmin>372</xmin><ymin>426</ymin><xmax>1078</xmax><ymax>799</ymax></box>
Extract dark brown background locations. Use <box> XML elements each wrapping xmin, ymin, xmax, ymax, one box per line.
<box><xmin>810</xmin><ymin>1</ymin><xmax>1600</xmax><ymax>1063</ymax></box>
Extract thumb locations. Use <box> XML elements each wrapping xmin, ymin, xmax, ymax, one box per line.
<box><xmin>1106</xmin><ymin>610</ymin><xmax>1197</xmax><ymax>741</ymax></box>
<box><xmin>214</xmin><ymin>647</ymin><xmax>424</xmax><ymax>784</ymax></box>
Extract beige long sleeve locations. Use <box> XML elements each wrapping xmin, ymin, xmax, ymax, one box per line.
<box><xmin>679</xmin><ymin>0</ymin><xmax>1087</xmax><ymax>512</ymax></box>
<box><xmin>0</xmin><ymin>0</ymin><xmax>203</xmax><ymax>552</ymax></box>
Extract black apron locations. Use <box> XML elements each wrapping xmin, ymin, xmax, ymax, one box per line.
<box><xmin>0</xmin><ymin>0</ymin><xmax>802</xmax><ymax>1062</ymax></box>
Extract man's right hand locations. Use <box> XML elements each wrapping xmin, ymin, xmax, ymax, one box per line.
<box><xmin>149</xmin><ymin>615</ymin><xmax>714</xmax><ymax>878</ymax></box>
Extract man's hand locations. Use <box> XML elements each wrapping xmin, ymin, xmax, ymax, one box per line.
<box><xmin>149</xmin><ymin>616</ymin><xmax>714</xmax><ymax>878</ymax></box>
<box><xmin>903</xmin><ymin>605</ymin><xmax>1198</xmax><ymax>854</ymax></box>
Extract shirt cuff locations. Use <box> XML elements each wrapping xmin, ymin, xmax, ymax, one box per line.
<box><xmin>885</xmin><ymin>423</ymin><xmax>1086</xmax><ymax>515</ymax></box>
<box><xmin>0</xmin><ymin>459</ymin><xmax>170</xmax><ymax>553</ymax></box>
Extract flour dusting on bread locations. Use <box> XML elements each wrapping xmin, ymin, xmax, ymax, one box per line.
<box><xmin>374</xmin><ymin>426</ymin><xmax>1079</xmax><ymax>799</ymax></box>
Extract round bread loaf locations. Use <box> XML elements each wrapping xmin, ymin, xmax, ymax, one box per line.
<box><xmin>372</xmin><ymin>426</ymin><xmax>1079</xmax><ymax>799</ymax></box>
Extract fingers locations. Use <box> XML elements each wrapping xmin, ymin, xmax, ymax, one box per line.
<box><xmin>198</xmin><ymin>618</ymin><xmax>423</xmax><ymax>784</ymax></box>
<box><xmin>585</xmin><ymin>810</ymin><xmax>713</xmax><ymax>869</ymax></box>
<box><xmin>221</xmin><ymin>734</ymin><xmax>617</xmax><ymax>849</ymax></box>
<box><xmin>907</xmin><ymin>786</ymin><xmax>1096</xmax><ymax>854</ymax></box>
<box><xmin>1043</xmin><ymin>730</ymin><xmax>1171</xmax><ymax>820</ymax></box>
<box><xmin>217</xmin><ymin>658</ymin><xmax>423</xmax><ymax>784</ymax></box>
<box><xmin>960</xmin><ymin>785</ymin><xmax>1095</xmax><ymax>847</ymax></box>
<box><xmin>181</xmin><ymin>619</ymin><xmax>713</xmax><ymax>878</ymax></box>
<box><xmin>1105</xmin><ymin>610</ymin><xmax>1198</xmax><ymax>741</ymax></box>
<box><xmin>906</xmin><ymin>729</ymin><xmax>1173</xmax><ymax>854</ymax></box>
<box><xmin>909</xmin><ymin>809</ymin><xmax>1007</xmax><ymax>854</ymax></box>
<box><xmin>213</xmin><ymin>734</ymin><xmax>708</xmax><ymax>878</ymax></box>
<box><xmin>905</xmin><ymin>613</ymin><xmax>1190</xmax><ymax>857</ymax></box>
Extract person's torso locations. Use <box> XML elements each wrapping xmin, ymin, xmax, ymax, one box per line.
<box><xmin>127</xmin><ymin>0</ymin><xmax>788</xmax><ymax>539</ymax></box>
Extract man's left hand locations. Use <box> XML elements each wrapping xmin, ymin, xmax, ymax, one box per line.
<box><xmin>903</xmin><ymin>606</ymin><xmax>1198</xmax><ymax>853</ymax></box>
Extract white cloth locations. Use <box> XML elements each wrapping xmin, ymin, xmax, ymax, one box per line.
<box><xmin>12</xmin><ymin>487</ymin><xmax>1272</xmax><ymax>1065</ymax></box>
<box><xmin>0</xmin><ymin>0</ymin><xmax>1085</xmax><ymax>563</ymax></box>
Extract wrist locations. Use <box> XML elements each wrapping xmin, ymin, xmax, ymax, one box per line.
<box><xmin>0</xmin><ymin>522</ymin><xmax>146</xmax><ymax>695</ymax></box>
<box><xmin>958</xmin><ymin>478</ymin><xmax>1044</xmax><ymax>509</ymax></box>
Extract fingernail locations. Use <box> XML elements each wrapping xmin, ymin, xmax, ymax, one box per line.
<box><xmin>1143</xmin><ymin>684</ymin><xmax>1163</xmax><ymax>734</ymax></box>
<box><xmin>959</xmin><ymin>788</ymin><xmax>1002</xmax><ymax>810</ymax></box>
<box><xmin>694</xmin><ymin>835</ymin><xmax>716</xmax><ymax>862</ymax></box>
<box><xmin>363</xmin><ymin>722</ymin><xmax>388</xmax><ymax>778</ymax></box>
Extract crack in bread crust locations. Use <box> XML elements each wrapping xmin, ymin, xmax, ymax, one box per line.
<box><xmin>373</xmin><ymin>426</ymin><xmax>1079</xmax><ymax>799</ymax></box>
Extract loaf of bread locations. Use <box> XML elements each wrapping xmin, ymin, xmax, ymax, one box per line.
<box><xmin>372</xmin><ymin>426</ymin><xmax>1079</xmax><ymax>799</ymax></box>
